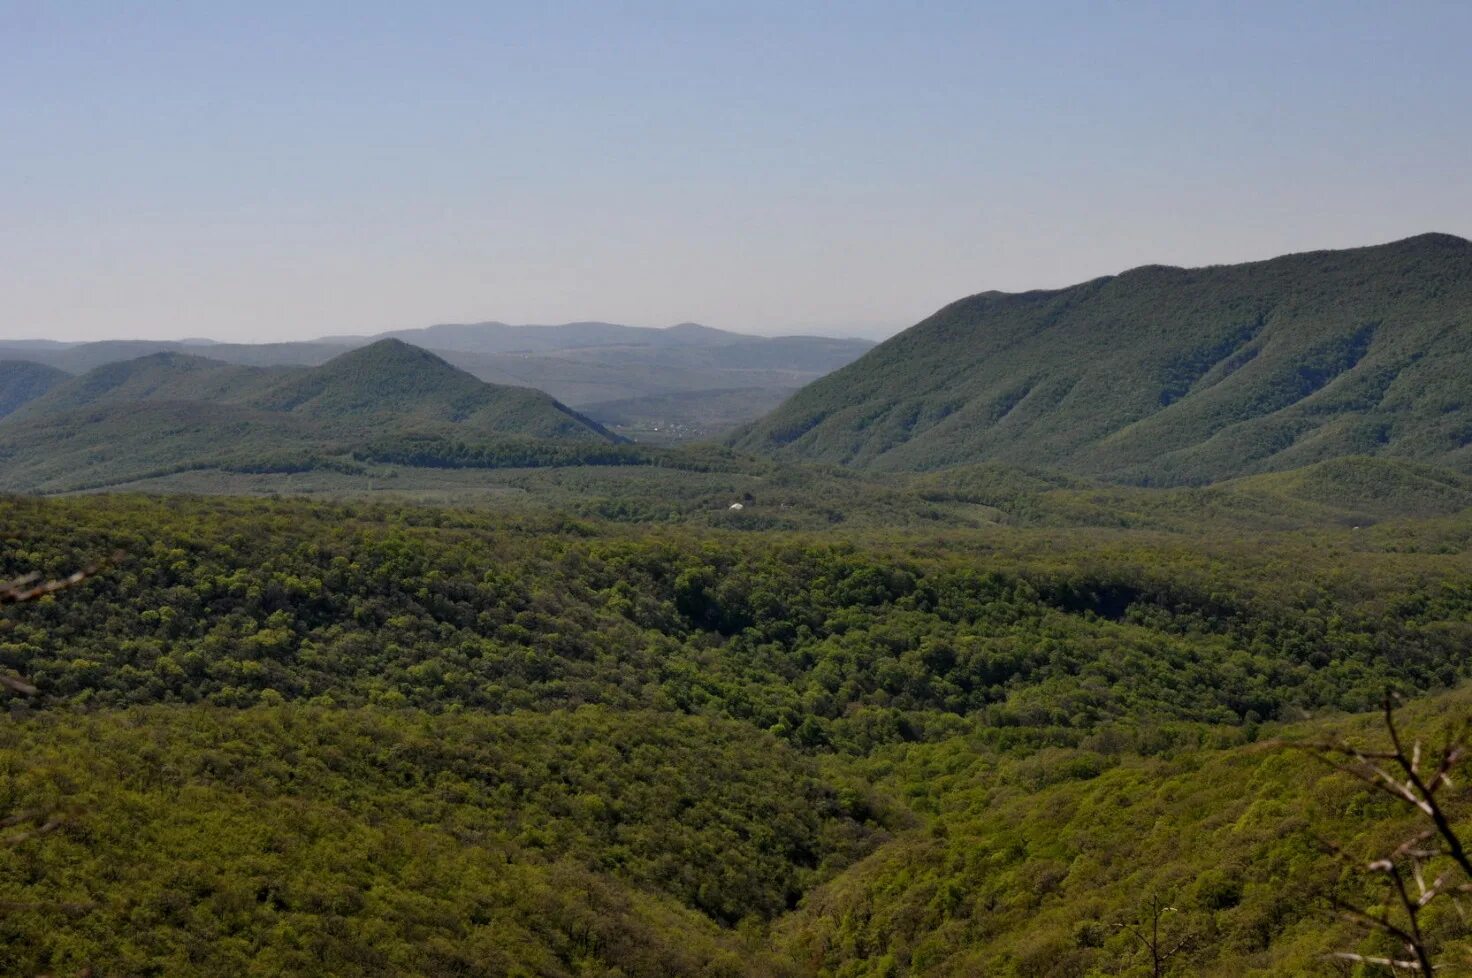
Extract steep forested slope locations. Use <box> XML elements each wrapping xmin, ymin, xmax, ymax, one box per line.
<box><xmin>15</xmin><ymin>692</ymin><xmax>1472</xmax><ymax>977</ymax></box>
<box><xmin>0</xmin><ymin>361</ymin><xmax>69</xmax><ymax>419</ymax></box>
<box><xmin>775</xmin><ymin>691</ymin><xmax>1472</xmax><ymax>978</ymax></box>
<box><xmin>0</xmin><ymin>706</ymin><xmax>886</xmax><ymax>977</ymax></box>
<box><xmin>733</xmin><ymin>234</ymin><xmax>1472</xmax><ymax>483</ymax></box>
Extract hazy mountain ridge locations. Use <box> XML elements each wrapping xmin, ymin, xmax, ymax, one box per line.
<box><xmin>9</xmin><ymin>353</ymin><xmax>292</xmax><ymax>422</ymax></box>
<box><xmin>0</xmin><ymin>322</ymin><xmax>875</xmax><ymax>439</ymax></box>
<box><xmin>246</xmin><ymin>339</ymin><xmax>613</xmax><ymax>439</ymax></box>
<box><xmin>0</xmin><ymin>340</ymin><xmax>619</xmax><ymax>492</ymax></box>
<box><xmin>348</xmin><ymin>319</ymin><xmax>756</xmax><ymax>354</ymax></box>
<box><xmin>0</xmin><ymin>340</ymin><xmax>354</xmax><ymax>374</ymax></box>
<box><xmin>731</xmin><ymin>233</ymin><xmax>1472</xmax><ymax>483</ymax></box>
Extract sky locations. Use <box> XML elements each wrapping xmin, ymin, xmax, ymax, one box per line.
<box><xmin>3</xmin><ymin>2</ymin><xmax>1470</xmax><ymax>343</ymax></box>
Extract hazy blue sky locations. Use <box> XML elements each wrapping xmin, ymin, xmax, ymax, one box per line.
<box><xmin>3</xmin><ymin>2</ymin><xmax>1470</xmax><ymax>342</ymax></box>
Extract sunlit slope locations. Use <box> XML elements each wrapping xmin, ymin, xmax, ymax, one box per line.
<box><xmin>776</xmin><ymin>690</ymin><xmax>1472</xmax><ymax>978</ymax></box>
<box><xmin>0</xmin><ymin>706</ymin><xmax>886</xmax><ymax>977</ymax></box>
<box><xmin>733</xmin><ymin>233</ymin><xmax>1472</xmax><ymax>484</ymax></box>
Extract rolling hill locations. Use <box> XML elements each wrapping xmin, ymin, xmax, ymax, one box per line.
<box><xmin>247</xmin><ymin>339</ymin><xmax>611</xmax><ymax>438</ymax></box>
<box><xmin>0</xmin><ymin>340</ymin><xmax>620</xmax><ymax>492</ymax></box>
<box><xmin>8</xmin><ymin>352</ymin><xmax>289</xmax><ymax>419</ymax></box>
<box><xmin>0</xmin><ymin>323</ymin><xmax>876</xmax><ymax>440</ymax></box>
<box><xmin>732</xmin><ymin>233</ymin><xmax>1472</xmax><ymax>484</ymax></box>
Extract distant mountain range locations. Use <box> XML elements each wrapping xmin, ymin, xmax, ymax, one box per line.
<box><xmin>0</xmin><ymin>322</ymin><xmax>876</xmax><ymax>441</ymax></box>
<box><xmin>341</xmin><ymin>320</ymin><xmax>759</xmax><ymax>354</ymax></box>
<box><xmin>0</xmin><ymin>340</ymin><xmax>625</xmax><ymax>492</ymax></box>
<box><xmin>8</xmin><ymin>236</ymin><xmax>1471</xmax><ymax>495</ymax></box>
<box><xmin>732</xmin><ymin>233</ymin><xmax>1472</xmax><ymax>484</ymax></box>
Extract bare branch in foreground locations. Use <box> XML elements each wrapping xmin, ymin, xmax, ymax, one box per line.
<box><xmin>1309</xmin><ymin>693</ymin><xmax>1472</xmax><ymax>976</ymax></box>
<box><xmin>1</xmin><ymin>551</ymin><xmax>124</xmax><ymax>698</ymax></box>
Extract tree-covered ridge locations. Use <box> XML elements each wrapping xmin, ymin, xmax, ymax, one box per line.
<box><xmin>0</xmin><ymin>341</ymin><xmax>621</xmax><ymax>492</ymax></box>
<box><xmin>732</xmin><ymin>233</ymin><xmax>1472</xmax><ymax>483</ymax></box>
<box><xmin>0</xmin><ymin>324</ymin><xmax>877</xmax><ymax>443</ymax></box>
<box><xmin>13</xmin><ymin>338</ymin><xmax>616</xmax><ymax>438</ymax></box>
<box><xmin>0</xmin><ymin>360</ymin><xmax>70</xmax><ymax>419</ymax></box>
<box><xmin>6</xmin><ymin>352</ymin><xmax>290</xmax><ymax>420</ymax></box>
<box><xmin>3</xmin><ymin>495</ymin><xmax>1471</xmax><ymax>745</ymax></box>
<box><xmin>247</xmin><ymin>339</ymin><xmax>613</xmax><ymax>438</ymax></box>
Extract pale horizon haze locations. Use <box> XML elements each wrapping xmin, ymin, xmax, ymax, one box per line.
<box><xmin>3</xmin><ymin>2</ymin><xmax>1470</xmax><ymax>343</ymax></box>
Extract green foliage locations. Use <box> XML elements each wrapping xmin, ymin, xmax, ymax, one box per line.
<box><xmin>3</xmin><ymin>495</ymin><xmax>1471</xmax><ymax>741</ymax></box>
<box><xmin>249</xmin><ymin>340</ymin><xmax>612</xmax><ymax>440</ymax></box>
<box><xmin>9</xmin><ymin>657</ymin><xmax>1472</xmax><ymax>974</ymax></box>
<box><xmin>734</xmin><ymin>233</ymin><xmax>1472</xmax><ymax>483</ymax></box>
<box><xmin>2</xmin><ymin>490</ymin><xmax>1472</xmax><ymax>975</ymax></box>
<box><xmin>2</xmin><ymin>706</ymin><xmax>878</xmax><ymax>976</ymax></box>
<box><xmin>1224</xmin><ymin>456</ymin><xmax>1472</xmax><ymax>520</ymax></box>
<box><xmin>350</xmin><ymin>434</ymin><xmax>658</xmax><ymax>469</ymax></box>
<box><xmin>775</xmin><ymin>693</ymin><xmax>1472</xmax><ymax>977</ymax></box>
<box><xmin>8</xmin><ymin>237</ymin><xmax>1472</xmax><ymax>976</ymax></box>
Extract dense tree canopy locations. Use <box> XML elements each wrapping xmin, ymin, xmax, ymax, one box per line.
<box><xmin>2</xmin><ymin>492</ymin><xmax>1471</xmax><ymax>976</ymax></box>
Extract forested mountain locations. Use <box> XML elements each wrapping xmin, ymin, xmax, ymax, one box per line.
<box><xmin>0</xmin><ymin>323</ymin><xmax>875</xmax><ymax>441</ymax></box>
<box><xmin>733</xmin><ymin>233</ymin><xmax>1472</xmax><ymax>483</ymax></box>
<box><xmin>0</xmin><ymin>341</ymin><xmax>619</xmax><ymax>492</ymax></box>
<box><xmin>247</xmin><ymin>339</ymin><xmax>610</xmax><ymax>437</ymax></box>
<box><xmin>9</xmin><ymin>5</ymin><xmax>1469</xmax><ymax>975</ymax></box>
<box><xmin>0</xmin><ymin>360</ymin><xmax>69</xmax><ymax>418</ymax></box>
